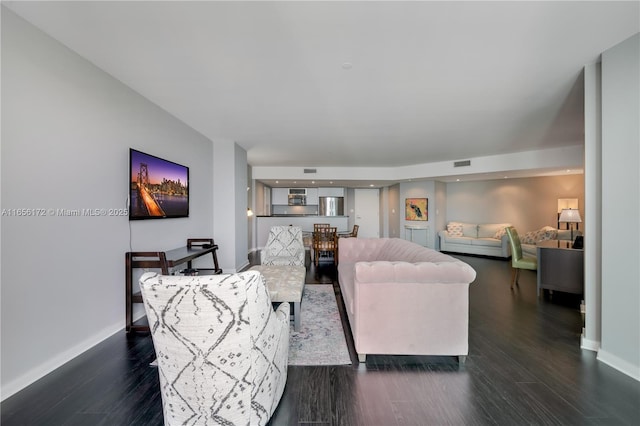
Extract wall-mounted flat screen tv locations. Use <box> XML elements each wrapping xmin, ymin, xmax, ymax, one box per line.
<box><xmin>129</xmin><ymin>149</ymin><xmax>189</xmax><ymax>219</ymax></box>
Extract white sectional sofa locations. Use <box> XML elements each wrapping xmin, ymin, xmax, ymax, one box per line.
<box><xmin>520</xmin><ymin>227</ymin><xmax>582</xmax><ymax>257</ymax></box>
<box><xmin>439</xmin><ymin>222</ymin><xmax>512</xmax><ymax>258</ymax></box>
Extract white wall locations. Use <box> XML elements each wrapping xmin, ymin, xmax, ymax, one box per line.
<box><xmin>582</xmin><ymin>62</ymin><xmax>602</xmax><ymax>352</ymax></box>
<box><xmin>212</xmin><ymin>140</ymin><xmax>249</xmax><ymax>273</ymax></box>
<box><xmin>1</xmin><ymin>9</ymin><xmax>215</xmax><ymax>398</ymax></box>
<box><xmin>387</xmin><ymin>184</ymin><xmax>401</xmax><ymax>238</ymax></box>
<box><xmin>399</xmin><ymin>180</ymin><xmax>437</xmax><ymax>248</ymax></box>
<box><xmin>445</xmin><ymin>175</ymin><xmax>585</xmax><ymax>234</ymax></box>
<box><xmin>235</xmin><ymin>144</ymin><xmax>249</xmax><ymax>271</ymax></box>
<box><xmin>598</xmin><ymin>33</ymin><xmax>640</xmax><ymax>380</ymax></box>
<box><xmin>434</xmin><ymin>181</ymin><xmax>447</xmax><ymax>250</ymax></box>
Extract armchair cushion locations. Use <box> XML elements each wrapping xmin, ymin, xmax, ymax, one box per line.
<box><xmin>261</xmin><ymin>225</ymin><xmax>305</xmax><ymax>266</ymax></box>
<box><xmin>139</xmin><ymin>271</ymin><xmax>289</xmax><ymax>426</ymax></box>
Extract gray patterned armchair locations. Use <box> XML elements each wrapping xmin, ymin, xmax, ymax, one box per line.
<box><xmin>139</xmin><ymin>270</ymin><xmax>290</xmax><ymax>426</ymax></box>
<box><xmin>260</xmin><ymin>225</ymin><xmax>305</xmax><ymax>266</ymax></box>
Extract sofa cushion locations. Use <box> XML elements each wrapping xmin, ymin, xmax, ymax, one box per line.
<box><xmin>461</xmin><ymin>223</ymin><xmax>478</xmax><ymax>238</ymax></box>
<box><xmin>443</xmin><ymin>236</ymin><xmax>473</xmax><ymax>245</ymax></box>
<box><xmin>478</xmin><ymin>223</ymin><xmax>510</xmax><ymax>238</ymax></box>
<box><xmin>446</xmin><ymin>222</ymin><xmax>463</xmax><ymax>237</ymax></box>
<box><xmin>471</xmin><ymin>237</ymin><xmax>502</xmax><ymax>247</ymax></box>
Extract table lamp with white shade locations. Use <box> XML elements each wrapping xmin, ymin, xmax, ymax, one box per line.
<box><xmin>559</xmin><ymin>208</ymin><xmax>582</xmax><ymax>240</ymax></box>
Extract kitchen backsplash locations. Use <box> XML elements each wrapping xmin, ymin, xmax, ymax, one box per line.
<box><xmin>272</xmin><ymin>205</ymin><xmax>319</xmax><ymax>215</ymax></box>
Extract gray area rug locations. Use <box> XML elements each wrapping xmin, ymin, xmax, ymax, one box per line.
<box><xmin>151</xmin><ymin>284</ymin><xmax>352</xmax><ymax>367</ymax></box>
<box><xmin>287</xmin><ymin>284</ymin><xmax>352</xmax><ymax>366</ymax></box>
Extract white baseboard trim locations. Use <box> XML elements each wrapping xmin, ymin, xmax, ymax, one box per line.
<box><xmin>597</xmin><ymin>349</ymin><xmax>640</xmax><ymax>382</ymax></box>
<box><xmin>580</xmin><ymin>334</ymin><xmax>600</xmax><ymax>352</ymax></box>
<box><xmin>1</xmin><ymin>322</ymin><xmax>124</xmax><ymax>401</ymax></box>
<box><xmin>236</xmin><ymin>260</ymin><xmax>250</xmax><ymax>273</ymax></box>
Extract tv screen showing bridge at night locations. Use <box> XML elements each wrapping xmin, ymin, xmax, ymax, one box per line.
<box><xmin>129</xmin><ymin>149</ymin><xmax>189</xmax><ymax>219</ymax></box>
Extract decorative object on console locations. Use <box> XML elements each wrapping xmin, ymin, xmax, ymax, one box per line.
<box><xmin>405</xmin><ymin>198</ymin><xmax>428</xmax><ymax>221</ymax></box>
<box><xmin>139</xmin><ymin>271</ymin><xmax>289</xmax><ymax>426</ymax></box>
<box><xmin>559</xmin><ymin>208</ymin><xmax>582</xmax><ymax>240</ymax></box>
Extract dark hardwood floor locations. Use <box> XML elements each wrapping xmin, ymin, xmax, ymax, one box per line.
<box><xmin>2</xmin><ymin>251</ymin><xmax>639</xmax><ymax>425</ymax></box>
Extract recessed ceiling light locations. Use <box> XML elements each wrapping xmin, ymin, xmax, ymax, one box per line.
<box><xmin>369</xmin><ymin>184</ymin><xmax>375</xmax><ymax>187</ymax></box>
<box><xmin>456</xmin><ymin>179</ymin><xmax>460</xmax><ymax>182</ymax></box>
<box><xmin>342</xmin><ymin>62</ymin><xmax>353</xmax><ymax>70</ymax></box>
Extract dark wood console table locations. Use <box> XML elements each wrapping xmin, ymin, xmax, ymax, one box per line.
<box><xmin>536</xmin><ymin>239</ymin><xmax>584</xmax><ymax>297</ymax></box>
<box><xmin>125</xmin><ymin>238</ymin><xmax>222</xmax><ymax>333</ymax></box>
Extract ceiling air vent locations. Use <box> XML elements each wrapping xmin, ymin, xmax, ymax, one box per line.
<box><xmin>454</xmin><ymin>160</ymin><xmax>471</xmax><ymax>167</ymax></box>
<box><xmin>303</xmin><ymin>168</ymin><xmax>317</xmax><ymax>174</ymax></box>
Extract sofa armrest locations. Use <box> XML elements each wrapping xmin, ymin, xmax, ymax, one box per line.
<box><xmin>350</xmin><ymin>269</ymin><xmax>474</xmax><ymax>357</ymax></box>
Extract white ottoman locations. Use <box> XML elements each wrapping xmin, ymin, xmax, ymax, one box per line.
<box><xmin>249</xmin><ymin>265</ymin><xmax>306</xmax><ymax>331</ymax></box>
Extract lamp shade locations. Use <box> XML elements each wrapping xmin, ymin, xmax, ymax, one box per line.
<box><xmin>559</xmin><ymin>208</ymin><xmax>582</xmax><ymax>223</ymax></box>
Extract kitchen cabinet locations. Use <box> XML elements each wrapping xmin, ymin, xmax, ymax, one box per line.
<box><xmin>319</xmin><ymin>187</ymin><xmax>344</xmax><ymax>197</ymax></box>
<box><xmin>272</xmin><ymin>188</ymin><xmax>289</xmax><ymax>205</ymax></box>
<box><xmin>306</xmin><ymin>188</ymin><xmax>319</xmax><ymax>205</ymax></box>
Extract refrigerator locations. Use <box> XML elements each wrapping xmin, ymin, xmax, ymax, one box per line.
<box><xmin>319</xmin><ymin>197</ymin><xmax>344</xmax><ymax>216</ymax></box>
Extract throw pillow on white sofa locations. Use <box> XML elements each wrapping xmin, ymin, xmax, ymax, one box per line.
<box><xmin>447</xmin><ymin>222</ymin><xmax>463</xmax><ymax>237</ymax></box>
<box><xmin>521</xmin><ymin>226</ymin><xmax>558</xmax><ymax>244</ymax></box>
<box><xmin>477</xmin><ymin>223</ymin><xmax>511</xmax><ymax>239</ymax></box>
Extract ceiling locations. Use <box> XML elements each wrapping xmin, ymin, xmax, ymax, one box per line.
<box><xmin>4</xmin><ymin>1</ymin><xmax>639</xmax><ymax>186</ymax></box>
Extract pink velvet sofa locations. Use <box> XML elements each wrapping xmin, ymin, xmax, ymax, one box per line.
<box><xmin>337</xmin><ymin>238</ymin><xmax>477</xmax><ymax>363</ymax></box>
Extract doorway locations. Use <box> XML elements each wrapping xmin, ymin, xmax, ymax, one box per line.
<box><xmin>354</xmin><ymin>189</ymin><xmax>380</xmax><ymax>238</ymax></box>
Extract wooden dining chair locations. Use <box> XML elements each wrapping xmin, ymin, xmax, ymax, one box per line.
<box><xmin>313</xmin><ymin>226</ymin><xmax>338</xmax><ymax>266</ymax></box>
<box><xmin>339</xmin><ymin>224</ymin><xmax>359</xmax><ymax>238</ymax></box>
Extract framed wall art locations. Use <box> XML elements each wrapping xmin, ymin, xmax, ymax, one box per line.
<box><xmin>405</xmin><ymin>198</ymin><xmax>427</xmax><ymax>221</ymax></box>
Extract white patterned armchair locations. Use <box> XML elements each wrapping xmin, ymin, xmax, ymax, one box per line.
<box><xmin>139</xmin><ymin>270</ymin><xmax>290</xmax><ymax>426</ymax></box>
<box><xmin>260</xmin><ymin>225</ymin><xmax>305</xmax><ymax>266</ymax></box>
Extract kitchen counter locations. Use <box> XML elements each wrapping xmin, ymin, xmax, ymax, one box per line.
<box><xmin>257</xmin><ymin>215</ymin><xmax>349</xmax><ymax>218</ymax></box>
